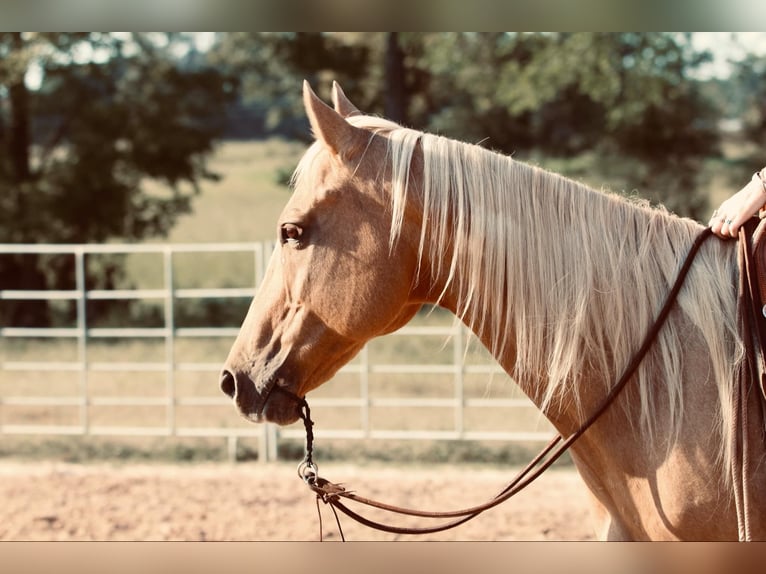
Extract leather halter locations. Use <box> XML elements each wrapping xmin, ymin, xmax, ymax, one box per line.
<box><xmin>281</xmin><ymin>227</ymin><xmax>715</xmax><ymax>540</ymax></box>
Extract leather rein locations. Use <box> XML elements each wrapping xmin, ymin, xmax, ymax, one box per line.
<box><xmin>279</xmin><ymin>227</ymin><xmax>715</xmax><ymax>541</ymax></box>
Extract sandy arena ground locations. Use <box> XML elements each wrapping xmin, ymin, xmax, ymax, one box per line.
<box><xmin>0</xmin><ymin>460</ymin><xmax>596</xmax><ymax>541</ymax></box>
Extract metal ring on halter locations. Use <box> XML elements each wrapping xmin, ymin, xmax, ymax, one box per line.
<box><xmin>298</xmin><ymin>459</ymin><xmax>319</xmax><ymax>485</ymax></box>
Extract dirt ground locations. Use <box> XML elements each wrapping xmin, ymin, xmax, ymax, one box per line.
<box><xmin>0</xmin><ymin>460</ymin><xmax>596</xmax><ymax>541</ymax></box>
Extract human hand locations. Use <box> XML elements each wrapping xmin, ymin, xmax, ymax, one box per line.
<box><xmin>709</xmin><ymin>171</ymin><xmax>766</xmax><ymax>238</ymax></box>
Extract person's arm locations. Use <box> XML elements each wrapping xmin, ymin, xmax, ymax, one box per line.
<box><xmin>709</xmin><ymin>169</ymin><xmax>766</xmax><ymax>238</ymax></box>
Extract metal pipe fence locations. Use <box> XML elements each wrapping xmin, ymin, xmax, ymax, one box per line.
<box><xmin>0</xmin><ymin>242</ymin><xmax>551</xmax><ymax>462</ymax></box>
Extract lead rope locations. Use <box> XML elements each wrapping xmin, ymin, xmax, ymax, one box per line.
<box><xmin>733</xmin><ymin>223</ymin><xmax>761</xmax><ymax>542</ymax></box>
<box><xmin>282</xmin><ymin>227</ymin><xmax>715</xmax><ymax>540</ymax></box>
<box><xmin>270</xmin><ymin>387</ymin><xmax>345</xmax><ymax>540</ymax></box>
<box><xmin>295</xmin><ymin>397</ymin><xmax>346</xmax><ymax>541</ymax></box>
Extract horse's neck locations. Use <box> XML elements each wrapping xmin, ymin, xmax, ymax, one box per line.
<box><xmin>425</xmin><ymin>162</ymin><xmax>620</xmax><ymax>362</ymax></box>
<box><xmin>420</xmin><ymin>160</ymin><xmax>706</xmax><ymax>433</ymax></box>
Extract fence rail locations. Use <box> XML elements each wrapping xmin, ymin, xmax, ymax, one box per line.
<box><xmin>0</xmin><ymin>242</ymin><xmax>551</xmax><ymax>462</ymax></box>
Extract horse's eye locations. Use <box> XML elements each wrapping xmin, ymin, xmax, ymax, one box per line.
<box><xmin>280</xmin><ymin>223</ymin><xmax>304</xmax><ymax>247</ymax></box>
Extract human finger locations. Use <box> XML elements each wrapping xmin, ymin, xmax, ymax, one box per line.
<box><xmin>726</xmin><ymin>215</ymin><xmax>742</xmax><ymax>238</ymax></box>
<box><xmin>708</xmin><ymin>211</ymin><xmax>730</xmax><ymax>238</ymax></box>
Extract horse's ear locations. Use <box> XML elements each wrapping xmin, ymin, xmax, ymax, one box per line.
<box><xmin>303</xmin><ymin>80</ymin><xmax>365</xmax><ymax>160</ymax></box>
<box><xmin>331</xmin><ymin>81</ymin><xmax>361</xmax><ymax>118</ymax></box>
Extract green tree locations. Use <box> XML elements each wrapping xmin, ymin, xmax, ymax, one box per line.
<box><xmin>1</xmin><ymin>32</ymin><xmax>235</xmax><ymax>326</ymax></box>
<box><xmin>734</xmin><ymin>52</ymin><xmax>766</xmax><ymax>168</ymax></box>
<box><xmin>208</xmin><ymin>32</ymin><xmax>371</xmax><ymax>139</ymax></box>
<box><xmin>209</xmin><ymin>32</ymin><xmax>719</xmax><ymax>218</ymax></box>
<box><xmin>408</xmin><ymin>33</ymin><xmax>719</xmax><ymax>218</ymax></box>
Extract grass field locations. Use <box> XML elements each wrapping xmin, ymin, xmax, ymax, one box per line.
<box><xmin>165</xmin><ymin>138</ymin><xmax>305</xmax><ymax>244</ymax></box>
<box><xmin>125</xmin><ymin>139</ymin><xmax>306</xmax><ymax>291</ymax></box>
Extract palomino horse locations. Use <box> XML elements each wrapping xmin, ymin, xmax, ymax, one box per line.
<box><xmin>221</xmin><ymin>81</ymin><xmax>766</xmax><ymax>540</ymax></box>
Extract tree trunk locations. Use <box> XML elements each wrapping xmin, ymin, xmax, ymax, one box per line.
<box><xmin>2</xmin><ymin>33</ymin><xmax>47</xmax><ymax>327</ymax></box>
<box><xmin>8</xmin><ymin>32</ymin><xmax>31</xmax><ymax>183</ymax></box>
<box><xmin>384</xmin><ymin>32</ymin><xmax>407</xmax><ymax>125</ymax></box>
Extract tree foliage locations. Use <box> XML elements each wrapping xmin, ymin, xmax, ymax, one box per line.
<box><xmin>735</xmin><ymin>53</ymin><xmax>766</xmax><ymax>155</ymax></box>
<box><xmin>211</xmin><ymin>32</ymin><xmax>720</xmax><ymax>218</ymax></box>
<box><xmin>1</xmin><ymin>32</ymin><xmax>234</xmax><ymax>326</ymax></box>
<box><xmin>404</xmin><ymin>33</ymin><xmax>718</xmax><ymax>216</ymax></box>
<box><xmin>1</xmin><ymin>32</ymin><xmax>234</xmax><ymax>244</ymax></box>
<box><xmin>208</xmin><ymin>32</ymin><xmax>371</xmax><ymax>139</ymax></box>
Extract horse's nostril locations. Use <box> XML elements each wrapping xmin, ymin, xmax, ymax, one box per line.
<box><xmin>220</xmin><ymin>369</ymin><xmax>236</xmax><ymax>398</ymax></box>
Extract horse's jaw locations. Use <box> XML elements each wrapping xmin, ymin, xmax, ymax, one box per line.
<box><xmin>221</xmin><ymin>302</ymin><xmax>369</xmax><ymax>427</ymax></box>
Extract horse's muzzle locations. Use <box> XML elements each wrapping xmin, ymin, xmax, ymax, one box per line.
<box><xmin>219</xmin><ymin>368</ymin><xmax>301</xmax><ymax>425</ymax></box>
<box><xmin>220</xmin><ymin>368</ymin><xmax>261</xmax><ymax>420</ymax></box>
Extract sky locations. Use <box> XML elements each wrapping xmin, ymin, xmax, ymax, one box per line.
<box><xmin>691</xmin><ymin>32</ymin><xmax>766</xmax><ymax>78</ymax></box>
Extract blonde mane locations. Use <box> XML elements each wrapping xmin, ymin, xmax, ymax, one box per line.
<box><xmin>294</xmin><ymin>114</ymin><xmax>743</xmax><ymax>471</ymax></box>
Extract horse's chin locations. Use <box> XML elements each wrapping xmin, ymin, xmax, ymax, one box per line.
<box><xmin>259</xmin><ymin>394</ymin><xmax>302</xmax><ymax>425</ymax></box>
<box><xmin>236</xmin><ymin>385</ymin><xmax>302</xmax><ymax>426</ymax></box>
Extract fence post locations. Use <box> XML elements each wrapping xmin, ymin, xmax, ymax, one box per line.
<box><xmin>227</xmin><ymin>435</ymin><xmax>238</xmax><ymax>462</ymax></box>
<box><xmin>454</xmin><ymin>322</ymin><xmax>465</xmax><ymax>437</ymax></box>
<box><xmin>361</xmin><ymin>344</ymin><xmax>370</xmax><ymax>436</ymax></box>
<box><xmin>75</xmin><ymin>248</ymin><xmax>89</xmax><ymax>433</ymax></box>
<box><xmin>164</xmin><ymin>247</ymin><xmax>176</xmax><ymax>436</ymax></box>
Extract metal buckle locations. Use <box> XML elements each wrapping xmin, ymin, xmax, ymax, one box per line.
<box><xmin>297</xmin><ymin>459</ymin><xmax>319</xmax><ymax>485</ymax></box>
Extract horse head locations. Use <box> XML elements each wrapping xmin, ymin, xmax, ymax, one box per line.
<box><xmin>220</xmin><ymin>82</ymin><xmax>425</xmax><ymax>425</ymax></box>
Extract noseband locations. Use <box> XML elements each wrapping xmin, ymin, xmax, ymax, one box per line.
<box><xmin>275</xmin><ymin>228</ymin><xmax>716</xmax><ymax>541</ymax></box>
